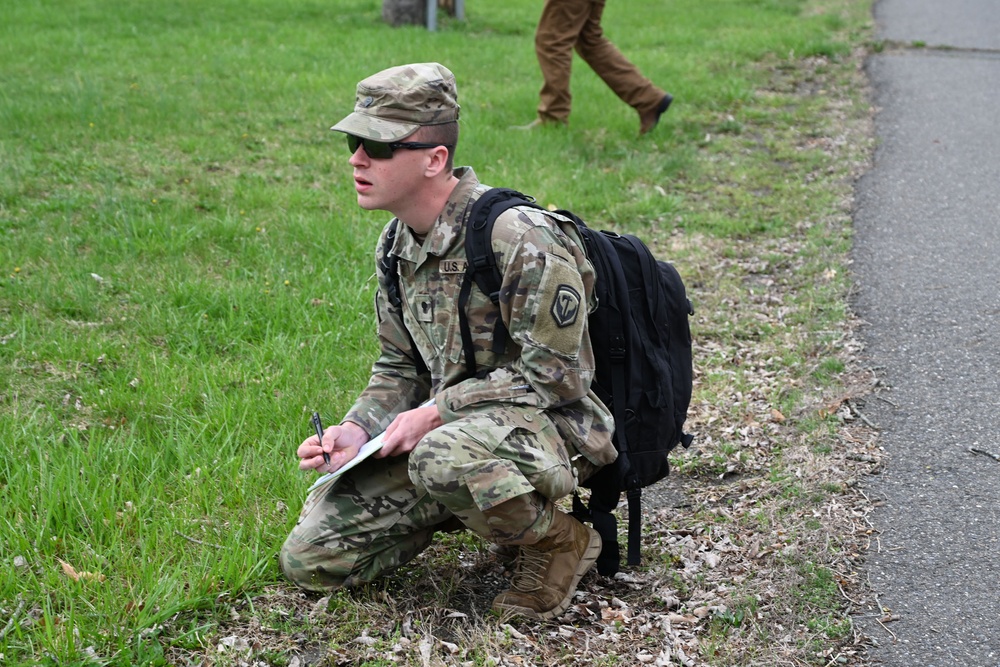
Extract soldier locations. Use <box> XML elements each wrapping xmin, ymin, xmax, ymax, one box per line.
<box><xmin>279</xmin><ymin>62</ymin><xmax>616</xmax><ymax>620</ymax></box>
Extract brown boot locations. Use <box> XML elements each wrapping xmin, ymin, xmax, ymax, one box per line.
<box><xmin>491</xmin><ymin>510</ymin><xmax>601</xmax><ymax>620</ymax></box>
<box><xmin>489</xmin><ymin>543</ymin><xmax>519</xmax><ymax>565</ymax></box>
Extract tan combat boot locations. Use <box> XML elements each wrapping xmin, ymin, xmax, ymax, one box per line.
<box><xmin>491</xmin><ymin>509</ymin><xmax>602</xmax><ymax>620</ymax></box>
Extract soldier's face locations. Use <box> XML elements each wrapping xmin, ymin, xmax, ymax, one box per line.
<box><xmin>349</xmin><ymin>138</ymin><xmax>431</xmax><ymax>215</ymax></box>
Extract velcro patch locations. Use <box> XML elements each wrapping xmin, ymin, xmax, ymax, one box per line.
<box><xmin>439</xmin><ymin>259</ymin><xmax>468</xmax><ymax>274</ymax></box>
<box><xmin>416</xmin><ymin>294</ymin><xmax>433</xmax><ymax>322</ymax></box>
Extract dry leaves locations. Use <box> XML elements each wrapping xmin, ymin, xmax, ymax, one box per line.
<box><xmin>57</xmin><ymin>559</ymin><xmax>106</xmax><ymax>583</ymax></box>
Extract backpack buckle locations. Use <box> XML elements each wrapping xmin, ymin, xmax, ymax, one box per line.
<box><xmin>609</xmin><ymin>334</ymin><xmax>626</xmax><ymax>361</ymax></box>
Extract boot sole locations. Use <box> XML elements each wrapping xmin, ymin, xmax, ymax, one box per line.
<box><xmin>493</xmin><ymin>526</ymin><xmax>602</xmax><ymax>621</ymax></box>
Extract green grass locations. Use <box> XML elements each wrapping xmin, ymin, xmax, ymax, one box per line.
<box><xmin>1</xmin><ymin>0</ymin><xmax>874</xmax><ymax>664</ymax></box>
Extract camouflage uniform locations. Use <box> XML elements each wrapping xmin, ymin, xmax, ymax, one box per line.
<box><xmin>280</xmin><ymin>65</ymin><xmax>615</xmax><ymax>593</ymax></box>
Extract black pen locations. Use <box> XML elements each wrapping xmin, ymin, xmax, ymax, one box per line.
<box><xmin>311</xmin><ymin>411</ymin><xmax>331</xmax><ymax>466</ymax></box>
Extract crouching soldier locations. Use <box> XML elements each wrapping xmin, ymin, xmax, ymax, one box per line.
<box><xmin>280</xmin><ymin>62</ymin><xmax>616</xmax><ymax>620</ymax></box>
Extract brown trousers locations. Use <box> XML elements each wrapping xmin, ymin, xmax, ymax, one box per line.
<box><xmin>535</xmin><ymin>0</ymin><xmax>665</xmax><ymax>122</ymax></box>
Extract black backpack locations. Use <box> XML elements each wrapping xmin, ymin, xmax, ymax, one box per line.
<box><xmin>383</xmin><ymin>188</ymin><xmax>694</xmax><ymax>575</ymax></box>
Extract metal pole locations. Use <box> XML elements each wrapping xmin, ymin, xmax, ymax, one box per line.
<box><xmin>426</xmin><ymin>0</ymin><xmax>437</xmax><ymax>31</ymax></box>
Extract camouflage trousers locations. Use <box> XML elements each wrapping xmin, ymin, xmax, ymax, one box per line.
<box><xmin>280</xmin><ymin>407</ymin><xmax>588</xmax><ymax>592</ymax></box>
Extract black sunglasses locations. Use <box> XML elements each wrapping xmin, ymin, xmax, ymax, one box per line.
<box><xmin>347</xmin><ymin>135</ymin><xmax>450</xmax><ymax>160</ymax></box>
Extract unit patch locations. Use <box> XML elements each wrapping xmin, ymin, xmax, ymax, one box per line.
<box><xmin>550</xmin><ymin>284</ymin><xmax>581</xmax><ymax>328</ymax></box>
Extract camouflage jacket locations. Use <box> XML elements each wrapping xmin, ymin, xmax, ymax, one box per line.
<box><xmin>344</xmin><ymin>167</ymin><xmax>616</xmax><ymax>467</ymax></box>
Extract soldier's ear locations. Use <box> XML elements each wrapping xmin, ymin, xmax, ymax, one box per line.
<box><xmin>423</xmin><ymin>145</ymin><xmax>451</xmax><ymax>179</ymax></box>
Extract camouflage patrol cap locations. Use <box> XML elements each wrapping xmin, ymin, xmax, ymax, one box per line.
<box><xmin>331</xmin><ymin>62</ymin><xmax>460</xmax><ymax>142</ymax></box>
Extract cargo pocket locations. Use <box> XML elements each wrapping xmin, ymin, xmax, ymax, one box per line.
<box><xmin>461</xmin><ymin>409</ymin><xmax>575</xmax><ymax>512</ymax></box>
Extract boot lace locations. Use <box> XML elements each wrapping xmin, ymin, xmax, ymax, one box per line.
<box><xmin>510</xmin><ymin>547</ymin><xmax>550</xmax><ymax>593</ymax></box>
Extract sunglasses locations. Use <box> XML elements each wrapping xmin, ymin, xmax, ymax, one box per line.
<box><xmin>347</xmin><ymin>135</ymin><xmax>450</xmax><ymax>160</ymax></box>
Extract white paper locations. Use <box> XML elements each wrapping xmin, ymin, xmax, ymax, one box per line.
<box><xmin>306</xmin><ymin>399</ymin><xmax>433</xmax><ymax>494</ymax></box>
<box><xmin>306</xmin><ymin>430</ymin><xmax>387</xmax><ymax>493</ymax></box>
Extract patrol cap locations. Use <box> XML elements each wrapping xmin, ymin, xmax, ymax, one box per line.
<box><xmin>331</xmin><ymin>62</ymin><xmax>460</xmax><ymax>142</ymax></box>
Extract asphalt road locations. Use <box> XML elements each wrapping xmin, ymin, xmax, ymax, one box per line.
<box><xmin>852</xmin><ymin>0</ymin><xmax>1000</xmax><ymax>665</ymax></box>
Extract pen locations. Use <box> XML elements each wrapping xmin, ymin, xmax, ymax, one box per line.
<box><xmin>312</xmin><ymin>411</ymin><xmax>331</xmax><ymax>466</ymax></box>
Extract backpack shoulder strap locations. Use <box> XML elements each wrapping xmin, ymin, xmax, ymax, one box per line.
<box><xmin>378</xmin><ymin>219</ymin><xmax>428</xmax><ymax>377</ymax></box>
<box><xmin>458</xmin><ymin>188</ymin><xmax>537</xmax><ymax>377</ymax></box>
<box><xmin>380</xmin><ymin>219</ymin><xmax>402</xmax><ymax>309</ymax></box>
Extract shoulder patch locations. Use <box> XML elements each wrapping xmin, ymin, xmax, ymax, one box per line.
<box><xmin>550</xmin><ymin>284</ymin><xmax>581</xmax><ymax>328</ymax></box>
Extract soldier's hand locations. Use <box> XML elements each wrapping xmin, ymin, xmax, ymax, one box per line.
<box><xmin>378</xmin><ymin>404</ymin><xmax>443</xmax><ymax>458</ymax></box>
<box><xmin>298</xmin><ymin>421</ymin><xmax>369</xmax><ymax>472</ymax></box>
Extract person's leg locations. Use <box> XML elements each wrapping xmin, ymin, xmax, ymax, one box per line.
<box><xmin>407</xmin><ymin>409</ymin><xmax>600</xmax><ymax>620</ymax></box>
<box><xmin>407</xmin><ymin>409</ymin><xmax>577</xmax><ymax>542</ymax></box>
<box><xmin>280</xmin><ymin>454</ymin><xmax>452</xmax><ymax>592</ymax></box>
<box><xmin>575</xmin><ymin>0</ymin><xmax>667</xmax><ymax>121</ymax></box>
<box><xmin>535</xmin><ymin>0</ymin><xmax>592</xmax><ymax>123</ymax></box>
